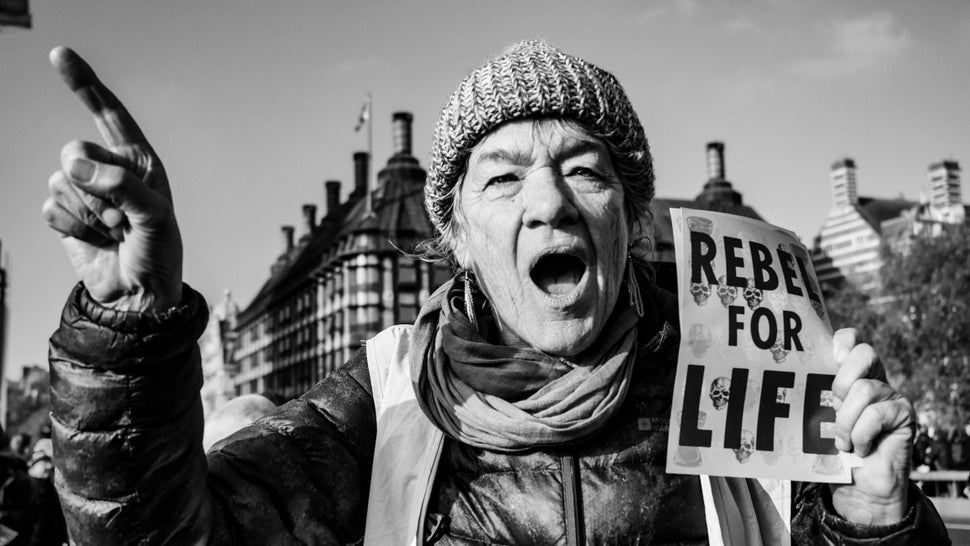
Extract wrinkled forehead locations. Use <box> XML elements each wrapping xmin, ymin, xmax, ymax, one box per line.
<box><xmin>466</xmin><ymin>118</ymin><xmax>610</xmax><ymax>170</ymax></box>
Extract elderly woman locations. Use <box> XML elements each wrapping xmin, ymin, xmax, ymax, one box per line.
<box><xmin>43</xmin><ymin>41</ymin><xmax>946</xmax><ymax>545</ymax></box>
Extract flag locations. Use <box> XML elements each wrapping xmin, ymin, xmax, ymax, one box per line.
<box><xmin>0</xmin><ymin>0</ymin><xmax>31</xmax><ymax>29</ymax></box>
<box><xmin>354</xmin><ymin>99</ymin><xmax>370</xmax><ymax>132</ymax></box>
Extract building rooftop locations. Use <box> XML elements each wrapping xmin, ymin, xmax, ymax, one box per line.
<box><xmin>856</xmin><ymin>196</ymin><xmax>919</xmax><ymax>234</ymax></box>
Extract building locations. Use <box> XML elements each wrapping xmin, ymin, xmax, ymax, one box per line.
<box><xmin>229</xmin><ymin>112</ymin><xmax>450</xmax><ymax>401</ymax></box>
<box><xmin>0</xmin><ymin>240</ymin><xmax>7</xmax><ymax>427</ymax></box>
<box><xmin>886</xmin><ymin>160</ymin><xmax>967</xmax><ymax>244</ymax></box>
<box><xmin>650</xmin><ymin>142</ymin><xmax>765</xmax><ymax>266</ymax></box>
<box><xmin>198</xmin><ymin>289</ymin><xmax>240</xmax><ymax>418</ymax></box>
<box><xmin>811</xmin><ymin>158</ymin><xmax>966</xmax><ymax>291</ymax></box>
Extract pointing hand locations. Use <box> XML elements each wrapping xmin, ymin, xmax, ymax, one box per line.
<box><xmin>42</xmin><ymin>47</ymin><xmax>183</xmax><ymax>312</ymax></box>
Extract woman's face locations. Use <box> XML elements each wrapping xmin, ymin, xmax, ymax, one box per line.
<box><xmin>455</xmin><ymin>118</ymin><xmax>630</xmax><ymax>356</ymax></box>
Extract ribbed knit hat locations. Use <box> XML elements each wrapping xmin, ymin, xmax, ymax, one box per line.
<box><xmin>426</xmin><ymin>39</ymin><xmax>654</xmax><ymax>236</ymax></box>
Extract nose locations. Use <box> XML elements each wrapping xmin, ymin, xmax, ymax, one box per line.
<box><xmin>521</xmin><ymin>169</ymin><xmax>578</xmax><ymax>229</ymax></box>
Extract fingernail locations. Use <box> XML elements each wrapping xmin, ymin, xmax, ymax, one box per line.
<box><xmin>69</xmin><ymin>158</ymin><xmax>96</xmax><ymax>183</ymax></box>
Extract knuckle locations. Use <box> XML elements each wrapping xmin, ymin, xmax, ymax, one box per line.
<box><xmin>835</xmin><ymin>410</ymin><xmax>854</xmax><ymax>433</ymax></box>
<box><xmin>41</xmin><ymin>198</ymin><xmax>58</xmax><ymax>223</ymax></box>
<box><xmin>831</xmin><ymin>369</ymin><xmax>851</xmax><ymax>390</ymax></box>
<box><xmin>852</xmin><ymin>378</ymin><xmax>878</xmax><ymax>400</ymax></box>
<box><xmin>852</xmin><ymin>343</ymin><xmax>877</xmax><ymax>363</ymax></box>
<box><xmin>60</xmin><ymin>139</ymin><xmax>89</xmax><ymax>163</ymax></box>
<box><xmin>48</xmin><ymin>171</ymin><xmax>67</xmax><ymax>193</ymax></box>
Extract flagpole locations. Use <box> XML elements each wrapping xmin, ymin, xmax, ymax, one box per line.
<box><xmin>365</xmin><ymin>92</ymin><xmax>374</xmax><ymax>217</ymax></box>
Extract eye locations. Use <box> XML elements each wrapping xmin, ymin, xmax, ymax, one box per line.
<box><xmin>567</xmin><ymin>166</ymin><xmax>603</xmax><ymax>179</ymax></box>
<box><xmin>487</xmin><ymin>173</ymin><xmax>519</xmax><ymax>186</ymax></box>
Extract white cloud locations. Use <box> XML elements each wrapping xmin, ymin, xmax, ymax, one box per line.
<box><xmin>638</xmin><ymin>5</ymin><xmax>670</xmax><ymax>25</ymax></box>
<box><xmin>674</xmin><ymin>0</ymin><xmax>699</xmax><ymax>16</ymax></box>
<box><xmin>722</xmin><ymin>76</ymin><xmax>777</xmax><ymax>105</ymax></box>
<box><xmin>725</xmin><ymin>14</ymin><xmax>759</xmax><ymax>35</ymax></box>
<box><xmin>638</xmin><ymin>0</ymin><xmax>699</xmax><ymax>25</ymax></box>
<box><xmin>790</xmin><ymin>12</ymin><xmax>910</xmax><ymax>77</ymax></box>
<box><xmin>336</xmin><ymin>55</ymin><xmax>392</xmax><ymax>75</ymax></box>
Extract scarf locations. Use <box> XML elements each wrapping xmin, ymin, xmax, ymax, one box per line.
<box><xmin>410</xmin><ymin>274</ymin><xmax>641</xmax><ymax>452</ymax></box>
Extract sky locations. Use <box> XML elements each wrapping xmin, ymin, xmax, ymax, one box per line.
<box><xmin>1</xmin><ymin>0</ymin><xmax>968</xmax><ymax>379</ymax></box>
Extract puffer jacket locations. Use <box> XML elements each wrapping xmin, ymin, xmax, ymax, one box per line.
<box><xmin>48</xmin><ymin>282</ymin><xmax>950</xmax><ymax>545</ymax></box>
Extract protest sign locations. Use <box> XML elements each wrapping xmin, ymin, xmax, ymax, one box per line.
<box><xmin>665</xmin><ymin>209</ymin><xmax>855</xmax><ymax>483</ymax></box>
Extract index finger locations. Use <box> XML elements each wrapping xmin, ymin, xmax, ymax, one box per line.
<box><xmin>49</xmin><ymin>46</ymin><xmax>147</xmax><ymax>149</ymax></box>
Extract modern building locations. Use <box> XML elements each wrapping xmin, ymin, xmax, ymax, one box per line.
<box><xmin>811</xmin><ymin>158</ymin><xmax>966</xmax><ymax>291</ymax></box>
<box><xmin>650</xmin><ymin>142</ymin><xmax>765</xmax><ymax>265</ymax></box>
<box><xmin>229</xmin><ymin>112</ymin><xmax>450</xmax><ymax>402</ymax></box>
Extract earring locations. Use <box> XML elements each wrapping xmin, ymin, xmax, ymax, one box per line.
<box><xmin>464</xmin><ymin>270</ymin><xmax>479</xmax><ymax>330</ymax></box>
<box><xmin>627</xmin><ymin>255</ymin><xmax>644</xmax><ymax>318</ymax></box>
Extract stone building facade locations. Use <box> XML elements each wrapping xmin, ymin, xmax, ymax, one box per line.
<box><xmin>198</xmin><ymin>290</ymin><xmax>240</xmax><ymax>418</ymax></box>
<box><xmin>811</xmin><ymin>158</ymin><xmax>965</xmax><ymax>291</ymax></box>
<box><xmin>230</xmin><ymin>112</ymin><xmax>450</xmax><ymax>401</ymax></box>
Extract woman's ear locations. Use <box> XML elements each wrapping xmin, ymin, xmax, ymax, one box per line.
<box><xmin>449</xmin><ymin>190</ymin><xmax>472</xmax><ymax>269</ymax></box>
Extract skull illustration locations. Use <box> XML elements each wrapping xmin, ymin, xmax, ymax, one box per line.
<box><xmin>776</xmin><ymin>387</ymin><xmax>792</xmax><ymax>404</ymax></box>
<box><xmin>778</xmin><ymin>243</ymin><xmax>796</xmax><ymax>271</ymax></box>
<box><xmin>734</xmin><ymin>430</ymin><xmax>755</xmax><ymax>464</ymax></box>
<box><xmin>812</xmin><ymin>454</ymin><xmax>844</xmax><ymax>475</ymax></box>
<box><xmin>673</xmin><ymin>412</ymin><xmax>705</xmax><ymax>467</ymax></box>
<box><xmin>716</xmin><ymin>276</ymin><xmax>738</xmax><ymax>308</ymax></box>
<box><xmin>819</xmin><ymin>390</ymin><xmax>835</xmax><ymax>408</ymax></box>
<box><xmin>811</xmin><ymin>298</ymin><xmax>825</xmax><ymax>320</ymax></box>
<box><xmin>690</xmin><ymin>281</ymin><xmax>712</xmax><ymax>306</ymax></box>
<box><xmin>709</xmin><ymin>377</ymin><xmax>731</xmax><ymax>411</ymax></box>
<box><xmin>744</xmin><ymin>378</ymin><xmax>761</xmax><ymax>410</ymax></box>
<box><xmin>743</xmin><ymin>278</ymin><xmax>763</xmax><ymax>309</ymax></box>
<box><xmin>770</xmin><ymin>339</ymin><xmax>789</xmax><ymax>364</ymax></box>
<box><xmin>766</xmin><ymin>289</ymin><xmax>788</xmax><ymax>310</ymax></box>
<box><xmin>762</xmin><ymin>433</ymin><xmax>784</xmax><ymax>466</ymax></box>
<box><xmin>686</xmin><ymin>216</ymin><xmax>714</xmax><ymax>235</ymax></box>
<box><xmin>686</xmin><ymin>217</ymin><xmax>715</xmax><ymax>270</ymax></box>
<box><xmin>688</xmin><ymin>324</ymin><xmax>712</xmax><ymax>358</ymax></box>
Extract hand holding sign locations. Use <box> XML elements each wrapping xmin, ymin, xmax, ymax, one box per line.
<box><xmin>41</xmin><ymin>47</ymin><xmax>183</xmax><ymax>312</ymax></box>
<box><xmin>667</xmin><ymin>209</ymin><xmax>918</xmax><ymax>526</ymax></box>
<box><xmin>829</xmin><ymin>328</ymin><xmax>914</xmax><ymax>525</ymax></box>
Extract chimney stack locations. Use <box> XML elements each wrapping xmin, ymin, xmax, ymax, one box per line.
<box><xmin>353</xmin><ymin>151</ymin><xmax>369</xmax><ymax>197</ymax></box>
<box><xmin>301</xmin><ymin>204</ymin><xmax>317</xmax><ymax>238</ymax></box>
<box><xmin>392</xmin><ymin>111</ymin><xmax>413</xmax><ymax>156</ymax></box>
<box><xmin>325</xmin><ymin>180</ymin><xmax>341</xmax><ymax>215</ymax></box>
<box><xmin>706</xmin><ymin>142</ymin><xmax>725</xmax><ymax>181</ymax></box>
<box><xmin>281</xmin><ymin>225</ymin><xmax>295</xmax><ymax>254</ymax></box>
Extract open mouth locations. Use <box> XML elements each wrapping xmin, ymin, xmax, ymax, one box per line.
<box><xmin>530</xmin><ymin>251</ymin><xmax>588</xmax><ymax>296</ymax></box>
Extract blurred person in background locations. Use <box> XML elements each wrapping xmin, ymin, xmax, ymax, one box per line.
<box><xmin>950</xmin><ymin>418</ymin><xmax>970</xmax><ymax>470</ymax></box>
<box><xmin>0</xmin><ymin>426</ymin><xmax>39</xmax><ymax>546</ymax></box>
<box><xmin>917</xmin><ymin>425</ymin><xmax>953</xmax><ymax>497</ymax></box>
<box><xmin>913</xmin><ymin>423</ymin><xmax>931</xmax><ymax>469</ymax></box>
<box><xmin>6</xmin><ymin>436</ymin><xmax>30</xmax><ymax>464</ymax></box>
<box><xmin>24</xmin><ymin>425</ymin><xmax>67</xmax><ymax>546</ymax></box>
<box><xmin>202</xmin><ymin>394</ymin><xmax>277</xmax><ymax>453</ymax></box>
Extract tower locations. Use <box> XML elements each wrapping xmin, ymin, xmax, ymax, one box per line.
<box><xmin>830</xmin><ymin>158</ymin><xmax>859</xmax><ymax>209</ymax></box>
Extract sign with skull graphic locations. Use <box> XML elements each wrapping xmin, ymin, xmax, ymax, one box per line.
<box><xmin>666</xmin><ymin>209</ymin><xmax>855</xmax><ymax>484</ymax></box>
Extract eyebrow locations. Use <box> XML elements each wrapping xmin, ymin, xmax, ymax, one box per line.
<box><xmin>473</xmin><ymin>137</ymin><xmax>607</xmax><ymax>166</ymax></box>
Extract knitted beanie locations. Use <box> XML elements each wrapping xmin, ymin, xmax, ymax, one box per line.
<box><xmin>425</xmin><ymin>39</ymin><xmax>654</xmax><ymax>236</ymax></box>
